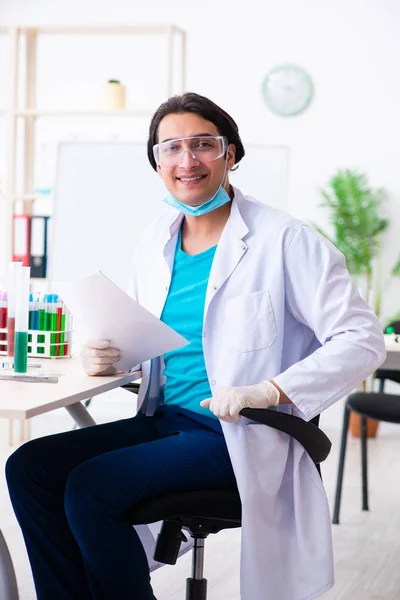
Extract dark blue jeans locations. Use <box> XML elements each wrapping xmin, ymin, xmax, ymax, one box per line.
<box><xmin>5</xmin><ymin>405</ymin><xmax>237</xmax><ymax>600</ymax></box>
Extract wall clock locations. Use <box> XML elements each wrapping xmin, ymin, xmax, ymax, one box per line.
<box><xmin>262</xmin><ymin>65</ymin><xmax>313</xmax><ymax>116</ymax></box>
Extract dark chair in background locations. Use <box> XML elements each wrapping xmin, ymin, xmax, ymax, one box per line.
<box><xmin>332</xmin><ymin>321</ymin><xmax>400</xmax><ymax>525</ymax></box>
<box><xmin>123</xmin><ymin>383</ymin><xmax>331</xmax><ymax>600</ymax></box>
<box><xmin>375</xmin><ymin>321</ymin><xmax>400</xmax><ymax>392</ymax></box>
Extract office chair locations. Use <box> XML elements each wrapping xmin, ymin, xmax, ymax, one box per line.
<box><xmin>123</xmin><ymin>383</ymin><xmax>331</xmax><ymax>600</ymax></box>
<box><xmin>332</xmin><ymin>321</ymin><xmax>400</xmax><ymax>525</ymax></box>
<box><xmin>375</xmin><ymin>321</ymin><xmax>400</xmax><ymax>392</ymax></box>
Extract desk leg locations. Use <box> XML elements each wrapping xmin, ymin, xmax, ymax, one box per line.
<box><xmin>65</xmin><ymin>403</ymin><xmax>97</xmax><ymax>428</ymax></box>
<box><xmin>0</xmin><ymin>529</ymin><xmax>19</xmax><ymax>600</ymax></box>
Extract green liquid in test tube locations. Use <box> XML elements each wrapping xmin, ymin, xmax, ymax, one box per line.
<box><xmin>14</xmin><ymin>266</ymin><xmax>31</xmax><ymax>373</ymax></box>
<box><xmin>37</xmin><ymin>293</ymin><xmax>46</xmax><ymax>354</ymax></box>
<box><xmin>38</xmin><ymin>294</ymin><xmax>45</xmax><ymax>330</ymax></box>
<box><xmin>15</xmin><ymin>332</ymin><xmax>28</xmax><ymax>371</ymax></box>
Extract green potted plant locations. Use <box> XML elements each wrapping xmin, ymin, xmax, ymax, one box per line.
<box><xmin>312</xmin><ymin>169</ymin><xmax>400</xmax><ymax>436</ymax></box>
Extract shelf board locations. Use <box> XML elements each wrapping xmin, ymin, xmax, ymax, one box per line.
<box><xmin>0</xmin><ymin>25</ymin><xmax>185</xmax><ymax>39</ymax></box>
<box><xmin>15</xmin><ymin>109</ymin><xmax>155</xmax><ymax>118</ymax></box>
<box><xmin>13</xmin><ymin>194</ymin><xmax>37</xmax><ymax>201</ymax></box>
<box><xmin>19</xmin><ymin>25</ymin><xmax>179</xmax><ymax>36</ymax></box>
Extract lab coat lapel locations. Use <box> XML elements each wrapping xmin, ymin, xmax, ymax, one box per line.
<box><xmin>162</xmin><ymin>211</ymin><xmax>184</xmax><ymax>273</ymax></box>
<box><xmin>204</xmin><ymin>191</ymin><xmax>249</xmax><ymax>316</ymax></box>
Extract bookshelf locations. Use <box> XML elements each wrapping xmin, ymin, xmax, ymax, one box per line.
<box><xmin>0</xmin><ymin>24</ymin><xmax>187</xmax><ymax>287</ymax></box>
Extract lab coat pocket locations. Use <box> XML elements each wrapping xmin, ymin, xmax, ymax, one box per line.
<box><xmin>225</xmin><ymin>290</ymin><xmax>277</xmax><ymax>352</ymax></box>
<box><xmin>245</xmin><ymin>424</ymin><xmax>290</xmax><ymax>496</ymax></box>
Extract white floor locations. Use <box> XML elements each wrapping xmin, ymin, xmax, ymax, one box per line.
<box><xmin>1</xmin><ymin>391</ymin><xmax>399</xmax><ymax>599</ymax></box>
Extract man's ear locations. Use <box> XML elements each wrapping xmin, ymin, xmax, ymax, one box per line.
<box><xmin>227</xmin><ymin>144</ymin><xmax>236</xmax><ymax>170</ymax></box>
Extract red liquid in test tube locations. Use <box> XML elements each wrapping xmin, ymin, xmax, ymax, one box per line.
<box><xmin>0</xmin><ymin>292</ymin><xmax>7</xmax><ymax>346</ymax></box>
<box><xmin>7</xmin><ymin>317</ymin><xmax>15</xmax><ymax>356</ymax></box>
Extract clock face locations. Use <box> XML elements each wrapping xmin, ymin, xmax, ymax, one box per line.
<box><xmin>262</xmin><ymin>65</ymin><xmax>313</xmax><ymax>116</ymax></box>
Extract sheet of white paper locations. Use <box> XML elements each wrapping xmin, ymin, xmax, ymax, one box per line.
<box><xmin>57</xmin><ymin>271</ymin><xmax>189</xmax><ymax>372</ymax></box>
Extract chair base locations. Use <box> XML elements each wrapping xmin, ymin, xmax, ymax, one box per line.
<box><xmin>186</xmin><ymin>577</ymin><xmax>207</xmax><ymax>600</ymax></box>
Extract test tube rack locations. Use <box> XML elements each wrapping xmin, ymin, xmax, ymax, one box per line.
<box><xmin>0</xmin><ymin>328</ymin><xmax>72</xmax><ymax>358</ymax></box>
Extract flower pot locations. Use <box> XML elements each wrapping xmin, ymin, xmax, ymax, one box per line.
<box><xmin>349</xmin><ymin>411</ymin><xmax>379</xmax><ymax>438</ymax></box>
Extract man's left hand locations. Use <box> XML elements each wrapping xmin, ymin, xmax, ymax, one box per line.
<box><xmin>200</xmin><ymin>380</ymin><xmax>280</xmax><ymax>423</ymax></box>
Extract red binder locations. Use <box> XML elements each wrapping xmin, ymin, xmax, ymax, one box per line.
<box><xmin>12</xmin><ymin>214</ymin><xmax>31</xmax><ymax>266</ymax></box>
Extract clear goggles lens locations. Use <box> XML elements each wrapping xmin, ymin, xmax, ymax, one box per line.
<box><xmin>153</xmin><ymin>135</ymin><xmax>228</xmax><ymax>167</ymax></box>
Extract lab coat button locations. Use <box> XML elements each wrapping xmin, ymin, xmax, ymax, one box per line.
<box><xmin>164</xmin><ymin>285</ymin><xmax>169</xmax><ymax>291</ymax></box>
<box><xmin>211</xmin><ymin>380</ymin><xmax>216</xmax><ymax>385</ymax></box>
<box><xmin>212</xmin><ymin>284</ymin><xmax>218</xmax><ymax>291</ymax></box>
<box><xmin>241</xmin><ymin>244</ymin><xmax>246</xmax><ymax>251</ymax></box>
<box><xmin>203</xmin><ymin>331</ymin><xmax>206</xmax><ymax>337</ymax></box>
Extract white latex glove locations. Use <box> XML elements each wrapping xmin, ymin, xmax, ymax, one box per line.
<box><xmin>81</xmin><ymin>339</ymin><xmax>121</xmax><ymax>376</ymax></box>
<box><xmin>200</xmin><ymin>380</ymin><xmax>280</xmax><ymax>423</ymax></box>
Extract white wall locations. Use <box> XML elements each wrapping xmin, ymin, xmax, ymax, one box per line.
<box><xmin>1</xmin><ymin>0</ymin><xmax>399</xmax><ymax>318</ymax></box>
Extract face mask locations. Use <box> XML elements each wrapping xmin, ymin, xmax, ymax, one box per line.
<box><xmin>163</xmin><ymin>185</ymin><xmax>231</xmax><ymax>217</ymax></box>
<box><xmin>163</xmin><ymin>158</ymin><xmax>231</xmax><ymax>217</ymax></box>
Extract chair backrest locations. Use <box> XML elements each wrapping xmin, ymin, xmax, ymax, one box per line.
<box><xmin>385</xmin><ymin>320</ymin><xmax>400</xmax><ymax>334</ymax></box>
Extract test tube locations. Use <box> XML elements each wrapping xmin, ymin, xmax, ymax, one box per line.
<box><xmin>49</xmin><ymin>295</ymin><xmax>58</xmax><ymax>357</ymax></box>
<box><xmin>0</xmin><ymin>291</ymin><xmax>7</xmax><ymax>347</ymax></box>
<box><xmin>28</xmin><ymin>293</ymin><xmax>34</xmax><ymax>330</ymax></box>
<box><xmin>7</xmin><ymin>262</ymin><xmax>22</xmax><ymax>357</ymax></box>
<box><xmin>14</xmin><ymin>266</ymin><xmax>31</xmax><ymax>373</ymax></box>
<box><xmin>31</xmin><ymin>293</ymin><xmax>39</xmax><ymax>331</ymax></box>
<box><xmin>37</xmin><ymin>293</ymin><xmax>46</xmax><ymax>354</ymax></box>
<box><xmin>54</xmin><ymin>294</ymin><xmax>61</xmax><ymax>356</ymax></box>
<box><xmin>63</xmin><ymin>302</ymin><xmax>70</xmax><ymax>356</ymax></box>
<box><xmin>57</xmin><ymin>298</ymin><xmax>65</xmax><ymax>356</ymax></box>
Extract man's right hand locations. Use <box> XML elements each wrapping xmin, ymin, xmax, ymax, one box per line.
<box><xmin>81</xmin><ymin>340</ymin><xmax>121</xmax><ymax>376</ymax></box>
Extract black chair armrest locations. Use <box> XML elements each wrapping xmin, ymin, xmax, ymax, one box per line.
<box><xmin>240</xmin><ymin>408</ymin><xmax>331</xmax><ymax>465</ymax></box>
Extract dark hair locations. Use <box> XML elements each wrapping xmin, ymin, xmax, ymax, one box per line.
<box><xmin>147</xmin><ymin>92</ymin><xmax>245</xmax><ymax>171</ymax></box>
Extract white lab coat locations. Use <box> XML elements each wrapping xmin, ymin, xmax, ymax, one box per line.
<box><xmin>130</xmin><ymin>187</ymin><xmax>386</xmax><ymax>600</ymax></box>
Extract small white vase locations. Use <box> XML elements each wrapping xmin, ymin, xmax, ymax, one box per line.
<box><xmin>101</xmin><ymin>80</ymin><xmax>126</xmax><ymax>110</ymax></box>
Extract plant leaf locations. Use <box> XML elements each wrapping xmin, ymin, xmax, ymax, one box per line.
<box><xmin>316</xmin><ymin>169</ymin><xmax>388</xmax><ymax>275</ymax></box>
<box><xmin>391</xmin><ymin>259</ymin><xmax>400</xmax><ymax>278</ymax></box>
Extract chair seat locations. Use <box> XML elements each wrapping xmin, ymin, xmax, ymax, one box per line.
<box><xmin>347</xmin><ymin>392</ymin><xmax>400</xmax><ymax>424</ymax></box>
<box><xmin>127</xmin><ymin>490</ymin><xmax>241</xmax><ymax>528</ymax></box>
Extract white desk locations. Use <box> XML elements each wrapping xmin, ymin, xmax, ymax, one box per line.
<box><xmin>0</xmin><ymin>358</ymin><xmax>141</xmax><ymax>425</ymax></box>
<box><xmin>0</xmin><ymin>357</ymin><xmax>141</xmax><ymax>600</ymax></box>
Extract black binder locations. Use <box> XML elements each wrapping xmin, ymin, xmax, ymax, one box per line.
<box><xmin>30</xmin><ymin>216</ymin><xmax>50</xmax><ymax>278</ymax></box>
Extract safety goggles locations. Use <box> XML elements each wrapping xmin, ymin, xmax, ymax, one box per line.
<box><xmin>153</xmin><ymin>135</ymin><xmax>228</xmax><ymax>167</ymax></box>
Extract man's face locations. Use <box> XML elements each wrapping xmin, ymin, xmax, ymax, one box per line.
<box><xmin>155</xmin><ymin>112</ymin><xmax>235</xmax><ymax>206</ymax></box>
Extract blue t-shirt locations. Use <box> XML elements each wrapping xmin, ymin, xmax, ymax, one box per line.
<box><xmin>160</xmin><ymin>229</ymin><xmax>217</xmax><ymax>419</ymax></box>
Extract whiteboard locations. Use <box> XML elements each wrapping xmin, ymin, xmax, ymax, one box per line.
<box><xmin>48</xmin><ymin>142</ymin><xmax>288</xmax><ymax>292</ymax></box>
